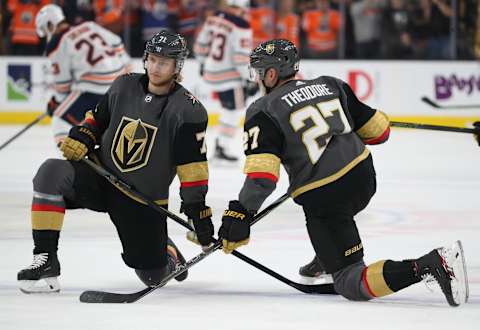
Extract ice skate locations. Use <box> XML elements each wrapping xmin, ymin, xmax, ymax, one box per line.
<box><xmin>299</xmin><ymin>256</ymin><xmax>333</xmax><ymax>285</ymax></box>
<box><xmin>415</xmin><ymin>240</ymin><xmax>468</xmax><ymax>306</ymax></box>
<box><xmin>17</xmin><ymin>253</ymin><xmax>61</xmax><ymax>294</ymax></box>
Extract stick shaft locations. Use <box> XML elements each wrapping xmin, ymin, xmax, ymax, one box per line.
<box><xmin>390</xmin><ymin>121</ymin><xmax>476</xmax><ymax>134</ymax></box>
<box><xmin>0</xmin><ymin>113</ymin><xmax>48</xmax><ymax>151</ymax></box>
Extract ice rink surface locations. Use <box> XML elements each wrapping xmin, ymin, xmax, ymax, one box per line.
<box><xmin>0</xmin><ymin>124</ymin><xmax>479</xmax><ymax>330</ymax></box>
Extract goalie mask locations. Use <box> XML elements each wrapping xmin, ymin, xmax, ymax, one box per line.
<box><xmin>144</xmin><ymin>31</ymin><xmax>189</xmax><ymax>74</ymax></box>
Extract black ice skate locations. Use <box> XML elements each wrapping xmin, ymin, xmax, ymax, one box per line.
<box><xmin>17</xmin><ymin>253</ymin><xmax>61</xmax><ymax>293</ymax></box>
<box><xmin>414</xmin><ymin>240</ymin><xmax>468</xmax><ymax>307</ymax></box>
<box><xmin>299</xmin><ymin>256</ymin><xmax>333</xmax><ymax>284</ymax></box>
<box><xmin>167</xmin><ymin>238</ymin><xmax>188</xmax><ymax>282</ymax></box>
<box><xmin>214</xmin><ymin>138</ymin><xmax>238</xmax><ymax>162</ymax></box>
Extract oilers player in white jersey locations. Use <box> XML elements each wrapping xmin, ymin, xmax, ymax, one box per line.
<box><xmin>35</xmin><ymin>4</ymin><xmax>132</xmax><ymax>146</ymax></box>
<box><xmin>194</xmin><ymin>0</ymin><xmax>257</xmax><ymax>162</ymax></box>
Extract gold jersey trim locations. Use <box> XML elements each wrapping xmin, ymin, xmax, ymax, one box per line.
<box><xmin>291</xmin><ymin>148</ymin><xmax>370</xmax><ymax>198</ymax></box>
<box><xmin>32</xmin><ymin>211</ymin><xmax>64</xmax><ymax>231</ymax></box>
<box><xmin>84</xmin><ymin>110</ymin><xmax>94</xmax><ymax>121</ymax></box>
<box><xmin>177</xmin><ymin>161</ymin><xmax>209</xmax><ymax>183</ymax></box>
<box><xmin>356</xmin><ymin>110</ymin><xmax>390</xmax><ymax>140</ymax></box>
<box><xmin>243</xmin><ymin>153</ymin><xmax>281</xmax><ymax>178</ymax></box>
<box><xmin>365</xmin><ymin>260</ymin><xmax>394</xmax><ymax>297</ymax></box>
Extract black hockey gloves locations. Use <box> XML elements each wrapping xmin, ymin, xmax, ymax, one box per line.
<box><xmin>218</xmin><ymin>200</ymin><xmax>253</xmax><ymax>254</ymax></box>
<box><xmin>60</xmin><ymin>126</ymin><xmax>96</xmax><ymax>161</ymax></box>
<box><xmin>473</xmin><ymin>122</ymin><xmax>480</xmax><ymax>146</ymax></box>
<box><xmin>46</xmin><ymin>96</ymin><xmax>60</xmax><ymax>117</ymax></box>
<box><xmin>182</xmin><ymin>202</ymin><xmax>214</xmax><ymax>248</ymax></box>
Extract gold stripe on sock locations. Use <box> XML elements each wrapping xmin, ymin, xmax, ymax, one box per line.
<box><xmin>32</xmin><ymin>211</ymin><xmax>64</xmax><ymax>230</ymax></box>
<box><xmin>365</xmin><ymin>260</ymin><xmax>394</xmax><ymax>297</ymax></box>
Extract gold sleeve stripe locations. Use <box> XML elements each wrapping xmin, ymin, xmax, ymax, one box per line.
<box><xmin>291</xmin><ymin>148</ymin><xmax>370</xmax><ymax>198</ymax></box>
<box><xmin>243</xmin><ymin>153</ymin><xmax>281</xmax><ymax>178</ymax></box>
<box><xmin>356</xmin><ymin>110</ymin><xmax>390</xmax><ymax>140</ymax></box>
<box><xmin>363</xmin><ymin>260</ymin><xmax>394</xmax><ymax>297</ymax></box>
<box><xmin>177</xmin><ymin>161</ymin><xmax>209</xmax><ymax>183</ymax></box>
<box><xmin>85</xmin><ymin>110</ymin><xmax>94</xmax><ymax>120</ymax></box>
<box><xmin>32</xmin><ymin>211</ymin><xmax>64</xmax><ymax>231</ymax></box>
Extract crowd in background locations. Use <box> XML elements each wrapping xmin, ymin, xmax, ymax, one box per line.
<box><xmin>0</xmin><ymin>0</ymin><xmax>478</xmax><ymax>60</ymax></box>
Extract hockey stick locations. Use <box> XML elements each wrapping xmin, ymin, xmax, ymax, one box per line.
<box><xmin>0</xmin><ymin>113</ymin><xmax>48</xmax><ymax>151</ymax></box>
<box><xmin>421</xmin><ymin>96</ymin><xmax>480</xmax><ymax>110</ymax></box>
<box><xmin>390</xmin><ymin>121</ymin><xmax>477</xmax><ymax>134</ymax></box>
<box><xmin>79</xmin><ymin>159</ymin><xmax>336</xmax><ymax>303</ymax></box>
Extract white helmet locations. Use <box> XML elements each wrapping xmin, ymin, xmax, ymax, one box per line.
<box><xmin>35</xmin><ymin>4</ymin><xmax>66</xmax><ymax>41</ymax></box>
<box><xmin>226</xmin><ymin>0</ymin><xmax>250</xmax><ymax>8</ymax></box>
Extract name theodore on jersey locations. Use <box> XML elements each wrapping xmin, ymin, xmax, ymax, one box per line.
<box><xmin>281</xmin><ymin>84</ymin><xmax>333</xmax><ymax>107</ymax></box>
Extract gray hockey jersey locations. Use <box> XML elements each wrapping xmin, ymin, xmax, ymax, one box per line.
<box><xmin>86</xmin><ymin>73</ymin><xmax>209</xmax><ymax>205</ymax></box>
<box><xmin>239</xmin><ymin>76</ymin><xmax>389</xmax><ymax>211</ymax></box>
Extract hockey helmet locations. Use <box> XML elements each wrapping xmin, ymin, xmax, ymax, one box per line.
<box><xmin>144</xmin><ymin>30</ymin><xmax>189</xmax><ymax>73</ymax></box>
<box><xmin>35</xmin><ymin>4</ymin><xmax>66</xmax><ymax>41</ymax></box>
<box><xmin>249</xmin><ymin>39</ymin><xmax>300</xmax><ymax>81</ymax></box>
<box><xmin>226</xmin><ymin>0</ymin><xmax>250</xmax><ymax>8</ymax></box>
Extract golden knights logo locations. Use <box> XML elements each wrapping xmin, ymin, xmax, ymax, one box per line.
<box><xmin>111</xmin><ymin>117</ymin><xmax>157</xmax><ymax>172</ymax></box>
<box><xmin>265</xmin><ymin>43</ymin><xmax>275</xmax><ymax>55</ymax></box>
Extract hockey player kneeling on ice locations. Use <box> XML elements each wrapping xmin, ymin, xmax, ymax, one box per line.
<box><xmin>35</xmin><ymin>4</ymin><xmax>132</xmax><ymax>147</ymax></box>
<box><xmin>17</xmin><ymin>31</ymin><xmax>214</xmax><ymax>293</ymax></box>
<box><xmin>218</xmin><ymin>39</ymin><xmax>469</xmax><ymax>307</ymax></box>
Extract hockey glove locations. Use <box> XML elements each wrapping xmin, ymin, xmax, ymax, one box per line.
<box><xmin>182</xmin><ymin>202</ymin><xmax>214</xmax><ymax>248</ymax></box>
<box><xmin>46</xmin><ymin>96</ymin><xmax>60</xmax><ymax>117</ymax></box>
<box><xmin>474</xmin><ymin>121</ymin><xmax>480</xmax><ymax>146</ymax></box>
<box><xmin>60</xmin><ymin>126</ymin><xmax>96</xmax><ymax>161</ymax></box>
<box><xmin>244</xmin><ymin>80</ymin><xmax>259</xmax><ymax>97</ymax></box>
<box><xmin>218</xmin><ymin>200</ymin><xmax>252</xmax><ymax>254</ymax></box>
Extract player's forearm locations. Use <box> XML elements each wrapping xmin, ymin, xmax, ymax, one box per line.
<box><xmin>238</xmin><ymin>177</ymin><xmax>276</xmax><ymax>213</ymax></box>
<box><xmin>177</xmin><ymin>161</ymin><xmax>209</xmax><ymax>205</ymax></box>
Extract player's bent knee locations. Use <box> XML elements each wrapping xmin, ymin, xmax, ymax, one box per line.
<box><xmin>33</xmin><ymin>158</ymin><xmax>75</xmax><ymax>194</ymax></box>
<box><xmin>333</xmin><ymin>260</ymin><xmax>372</xmax><ymax>301</ymax></box>
<box><xmin>135</xmin><ymin>267</ymin><xmax>170</xmax><ymax>287</ymax></box>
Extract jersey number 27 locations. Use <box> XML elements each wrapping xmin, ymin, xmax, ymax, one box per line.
<box><xmin>290</xmin><ymin>98</ymin><xmax>351</xmax><ymax>164</ymax></box>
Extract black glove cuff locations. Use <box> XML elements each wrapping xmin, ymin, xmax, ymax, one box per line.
<box><xmin>182</xmin><ymin>202</ymin><xmax>211</xmax><ymax>220</ymax></box>
<box><xmin>69</xmin><ymin>126</ymin><xmax>97</xmax><ymax>152</ymax></box>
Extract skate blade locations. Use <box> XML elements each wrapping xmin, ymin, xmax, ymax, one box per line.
<box><xmin>299</xmin><ymin>274</ymin><xmax>333</xmax><ymax>285</ymax></box>
<box><xmin>19</xmin><ymin>277</ymin><xmax>60</xmax><ymax>294</ymax></box>
<box><xmin>450</xmin><ymin>240</ymin><xmax>469</xmax><ymax>304</ymax></box>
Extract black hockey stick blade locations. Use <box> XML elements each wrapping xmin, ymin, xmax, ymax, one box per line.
<box><xmin>421</xmin><ymin>96</ymin><xmax>480</xmax><ymax>110</ymax></box>
<box><xmin>390</xmin><ymin>121</ymin><xmax>476</xmax><ymax>134</ymax></box>
<box><xmin>421</xmin><ymin>96</ymin><xmax>441</xmax><ymax>108</ymax></box>
<box><xmin>79</xmin><ymin>242</ymin><xmax>221</xmax><ymax>303</ymax></box>
<box><xmin>230</xmin><ymin>248</ymin><xmax>336</xmax><ymax>295</ymax></box>
<box><xmin>80</xmin><ymin>287</ymin><xmax>150</xmax><ymax>303</ymax></box>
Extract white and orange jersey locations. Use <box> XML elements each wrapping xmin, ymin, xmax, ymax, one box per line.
<box><xmin>46</xmin><ymin>21</ymin><xmax>132</xmax><ymax>101</ymax></box>
<box><xmin>194</xmin><ymin>10</ymin><xmax>252</xmax><ymax>91</ymax></box>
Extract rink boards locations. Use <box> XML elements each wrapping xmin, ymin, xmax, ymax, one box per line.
<box><xmin>0</xmin><ymin>57</ymin><xmax>478</xmax><ymax>126</ymax></box>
